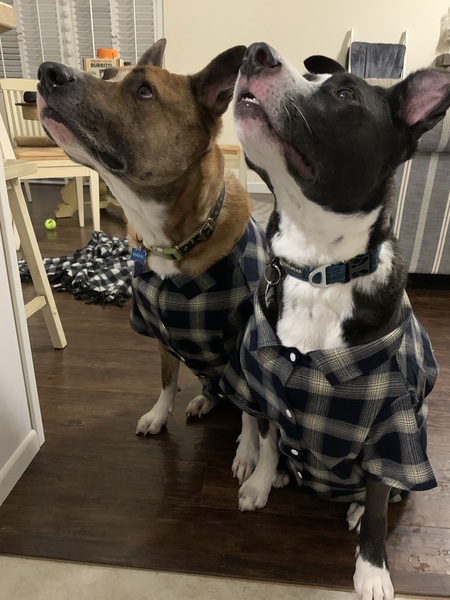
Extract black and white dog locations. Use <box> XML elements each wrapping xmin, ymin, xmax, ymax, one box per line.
<box><xmin>220</xmin><ymin>43</ymin><xmax>447</xmax><ymax>599</ymax></box>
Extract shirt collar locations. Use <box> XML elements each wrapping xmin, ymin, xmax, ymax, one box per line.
<box><xmin>138</xmin><ymin>218</ymin><xmax>261</xmax><ymax>298</ymax></box>
<box><xmin>252</xmin><ymin>293</ymin><xmax>413</xmax><ymax>385</ymax></box>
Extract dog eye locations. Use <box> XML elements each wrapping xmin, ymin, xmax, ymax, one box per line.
<box><xmin>137</xmin><ymin>84</ymin><xmax>154</xmax><ymax>99</ymax></box>
<box><xmin>336</xmin><ymin>89</ymin><xmax>356</xmax><ymax>103</ymax></box>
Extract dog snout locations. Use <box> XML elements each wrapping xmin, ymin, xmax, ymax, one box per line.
<box><xmin>241</xmin><ymin>42</ymin><xmax>281</xmax><ymax>76</ymax></box>
<box><xmin>38</xmin><ymin>62</ymin><xmax>77</xmax><ymax>92</ymax></box>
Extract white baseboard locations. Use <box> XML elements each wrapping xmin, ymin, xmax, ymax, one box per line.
<box><xmin>0</xmin><ymin>431</ymin><xmax>40</xmax><ymax>507</ymax></box>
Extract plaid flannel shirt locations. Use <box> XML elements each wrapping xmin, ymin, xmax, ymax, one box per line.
<box><xmin>220</xmin><ymin>292</ymin><xmax>439</xmax><ymax>502</ymax></box>
<box><xmin>130</xmin><ymin>218</ymin><xmax>267</xmax><ymax>401</ymax></box>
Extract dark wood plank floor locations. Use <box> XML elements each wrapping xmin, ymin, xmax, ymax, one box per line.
<box><xmin>1</xmin><ymin>184</ymin><xmax>449</xmax><ymax>596</ymax></box>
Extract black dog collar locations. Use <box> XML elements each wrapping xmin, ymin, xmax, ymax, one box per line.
<box><xmin>134</xmin><ymin>185</ymin><xmax>225</xmax><ymax>262</ymax></box>
<box><xmin>278</xmin><ymin>245</ymin><xmax>382</xmax><ymax>287</ymax></box>
<box><xmin>264</xmin><ymin>246</ymin><xmax>382</xmax><ymax>309</ymax></box>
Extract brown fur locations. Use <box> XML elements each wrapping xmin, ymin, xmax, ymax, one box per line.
<box><xmin>127</xmin><ymin>157</ymin><xmax>251</xmax><ymax>277</ymax></box>
<box><xmin>81</xmin><ymin>61</ymin><xmax>252</xmax><ymax>274</ymax></box>
<box><xmin>37</xmin><ymin>42</ymin><xmax>257</xmax><ymax>431</ymax></box>
<box><xmin>159</xmin><ymin>344</ymin><xmax>178</xmax><ymax>390</ymax></box>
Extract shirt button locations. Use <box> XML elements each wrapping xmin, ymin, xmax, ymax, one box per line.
<box><xmin>290</xmin><ymin>448</ymin><xmax>299</xmax><ymax>456</ymax></box>
<box><xmin>217</xmin><ymin>393</ymin><xmax>224</xmax><ymax>399</ymax></box>
<box><xmin>289</xmin><ymin>352</ymin><xmax>297</xmax><ymax>363</ymax></box>
<box><xmin>286</xmin><ymin>409</ymin><xmax>292</xmax><ymax>418</ymax></box>
<box><xmin>179</xmin><ymin>356</ymin><xmax>186</xmax><ymax>362</ymax></box>
<box><xmin>297</xmin><ymin>471</ymin><xmax>302</xmax><ymax>479</ymax></box>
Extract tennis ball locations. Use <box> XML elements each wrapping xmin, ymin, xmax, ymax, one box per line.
<box><xmin>45</xmin><ymin>218</ymin><xmax>57</xmax><ymax>230</ymax></box>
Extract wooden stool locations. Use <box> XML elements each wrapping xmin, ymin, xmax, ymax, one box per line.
<box><xmin>5</xmin><ymin>159</ymin><xmax>67</xmax><ymax>349</ymax></box>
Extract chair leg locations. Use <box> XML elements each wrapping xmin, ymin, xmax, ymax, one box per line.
<box><xmin>238</xmin><ymin>147</ymin><xmax>247</xmax><ymax>188</ymax></box>
<box><xmin>23</xmin><ymin>180</ymin><xmax>33</xmax><ymax>203</ymax></box>
<box><xmin>13</xmin><ymin>220</ymin><xmax>20</xmax><ymax>250</ymax></box>
<box><xmin>76</xmin><ymin>176</ymin><xmax>84</xmax><ymax>227</ymax></box>
<box><xmin>8</xmin><ymin>178</ymin><xmax>67</xmax><ymax>349</ymax></box>
<box><xmin>89</xmin><ymin>170</ymin><xmax>100</xmax><ymax>232</ymax></box>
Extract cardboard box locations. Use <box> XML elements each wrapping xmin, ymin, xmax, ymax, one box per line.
<box><xmin>82</xmin><ymin>58</ymin><xmax>125</xmax><ymax>78</ymax></box>
<box><xmin>0</xmin><ymin>2</ymin><xmax>16</xmax><ymax>34</ymax></box>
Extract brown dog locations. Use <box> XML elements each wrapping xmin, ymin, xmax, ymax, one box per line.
<box><xmin>36</xmin><ymin>40</ymin><xmax>268</xmax><ymax>482</ymax></box>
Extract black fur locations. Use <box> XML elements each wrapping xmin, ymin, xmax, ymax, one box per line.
<box><xmin>236</xmin><ymin>42</ymin><xmax>450</xmax><ymax>594</ymax></box>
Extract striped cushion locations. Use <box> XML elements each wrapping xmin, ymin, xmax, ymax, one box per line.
<box><xmin>393</xmin><ymin>111</ymin><xmax>450</xmax><ymax>274</ymax></box>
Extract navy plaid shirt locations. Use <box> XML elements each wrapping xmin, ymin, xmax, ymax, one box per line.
<box><xmin>220</xmin><ymin>293</ymin><xmax>439</xmax><ymax>502</ymax></box>
<box><xmin>130</xmin><ymin>218</ymin><xmax>267</xmax><ymax>401</ymax></box>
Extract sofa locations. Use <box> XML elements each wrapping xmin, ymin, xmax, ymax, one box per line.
<box><xmin>392</xmin><ymin>108</ymin><xmax>450</xmax><ymax>275</ymax></box>
<box><xmin>365</xmin><ymin>78</ymin><xmax>450</xmax><ymax>275</ymax></box>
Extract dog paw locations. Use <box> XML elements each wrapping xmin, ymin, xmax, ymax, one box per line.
<box><xmin>232</xmin><ymin>453</ymin><xmax>257</xmax><ymax>484</ymax></box>
<box><xmin>353</xmin><ymin>556</ymin><xmax>394</xmax><ymax>600</ymax></box>
<box><xmin>232</xmin><ymin>433</ymin><xmax>259</xmax><ymax>484</ymax></box>
<box><xmin>238</xmin><ymin>482</ymin><xmax>270</xmax><ymax>512</ymax></box>
<box><xmin>186</xmin><ymin>394</ymin><xmax>217</xmax><ymax>418</ymax></box>
<box><xmin>136</xmin><ymin>408</ymin><xmax>169</xmax><ymax>435</ymax></box>
<box><xmin>347</xmin><ymin>502</ymin><xmax>365</xmax><ymax>534</ymax></box>
<box><xmin>273</xmin><ymin>471</ymin><xmax>290</xmax><ymax>489</ymax></box>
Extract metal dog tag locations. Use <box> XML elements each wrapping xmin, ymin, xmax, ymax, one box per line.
<box><xmin>131</xmin><ymin>247</ymin><xmax>147</xmax><ymax>265</ymax></box>
<box><xmin>264</xmin><ymin>259</ymin><xmax>282</xmax><ymax>310</ymax></box>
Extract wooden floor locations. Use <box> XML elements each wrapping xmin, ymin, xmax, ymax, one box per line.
<box><xmin>1</xmin><ymin>185</ymin><xmax>449</xmax><ymax>597</ymax></box>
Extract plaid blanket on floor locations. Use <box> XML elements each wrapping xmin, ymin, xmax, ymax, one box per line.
<box><xmin>18</xmin><ymin>231</ymin><xmax>134</xmax><ymax>307</ymax></box>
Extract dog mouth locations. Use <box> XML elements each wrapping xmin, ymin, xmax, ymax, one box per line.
<box><xmin>93</xmin><ymin>149</ymin><xmax>126</xmax><ymax>172</ymax></box>
<box><xmin>239</xmin><ymin>91</ymin><xmax>261</xmax><ymax>107</ymax></box>
<box><xmin>38</xmin><ymin>91</ymin><xmax>126</xmax><ymax>173</ymax></box>
<box><xmin>236</xmin><ymin>90</ymin><xmax>315</xmax><ymax>181</ymax></box>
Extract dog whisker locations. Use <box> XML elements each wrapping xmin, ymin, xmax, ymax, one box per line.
<box><xmin>288</xmin><ymin>98</ymin><xmax>313</xmax><ymax>134</ymax></box>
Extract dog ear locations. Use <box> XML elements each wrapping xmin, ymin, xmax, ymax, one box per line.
<box><xmin>392</xmin><ymin>68</ymin><xmax>450</xmax><ymax>137</ymax></box>
<box><xmin>190</xmin><ymin>45</ymin><xmax>247</xmax><ymax>117</ymax></box>
<box><xmin>137</xmin><ymin>38</ymin><xmax>167</xmax><ymax>67</ymax></box>
<box><xmin>304</xmin><ymin>55</ymin><xmax>345</xmax><ymax>75</ymax></box>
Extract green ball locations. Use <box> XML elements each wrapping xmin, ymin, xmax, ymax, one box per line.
<box><xmin>45</xmin><ymin>218</ymin><xmax>57</xmax><ymax>230</ymax></box>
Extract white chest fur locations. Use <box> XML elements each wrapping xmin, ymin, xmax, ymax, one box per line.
<box><xmin>277</xmin><ymin>277</ymin><xmax>353</xmax><ymax>352</ymax></box>
<box><xmin>101</xmin><ymin>172</ymin><xmax>181</xmax><ymax>278</ymax></box>
<box><xmin>270</xmin><ymin>177</ymin><xmax>393</xmax><ymax>354</ymax></box>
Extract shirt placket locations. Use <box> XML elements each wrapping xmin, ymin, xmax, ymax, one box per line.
<box><xmin>262</xmin><ymin>346</ymin><xmax>306</xmax><ymax>487</ymax></box>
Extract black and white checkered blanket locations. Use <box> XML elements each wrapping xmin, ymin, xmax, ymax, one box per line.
<box><xmin>18</xmin><ymin>231</ymin><xmax>134</xmax><ymax>307</ymax></box>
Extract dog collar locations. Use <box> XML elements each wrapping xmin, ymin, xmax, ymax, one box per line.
<box><xmin>278</xmin><ymin>245</ymin><xmax>382</xmax><ymax>288</ymax></box>
<box><xmin>133</xmin><ymin>185</ymin><xmax>225</xmax><ymax>262</ymax></box>
<box><xmin>264</xmin><ymin>246</ymin><xmax>382</xmax><ymax>309</ymax></box>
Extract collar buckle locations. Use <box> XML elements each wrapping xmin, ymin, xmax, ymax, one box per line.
<box><xmin>308</xmin><ymin>264</ymin><xmax>331</xmax><ymax>287</ymax></box>
<box><xmin>153</xmin><ymin>245</ymin><xmax>183</xmax><ymax>261</ymax></box>
<box><xmin>200</xmin><ymin>217</ymin><xmax>215</xmax><ymax>240</ymax></box>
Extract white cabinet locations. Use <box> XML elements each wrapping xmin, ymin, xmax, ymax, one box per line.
<box><xmin>0</xmin><ymin>165</ymin><xmax>44</xmax><ymax>507</ymax></box>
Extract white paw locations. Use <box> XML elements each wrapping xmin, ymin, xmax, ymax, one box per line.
<box><xmin>353</xmin><ymin>556</ymin><xmax>394</xmax><ymax>600</ymax></box>
<box><xmin>273</xmin><ymin>471</ymin><xmax>290</xmax><ymax>488</ymax></box>
<box><xmin>238</xmin><ymin>482</ymin><xmax>270</xmax><ymax>511</ymax></box>
<box><xmin>347</xmin><ymin>502</ymin><xmax>365</xmax><ymax>534</ymax></box>
<box><xmin>232</xmin><ymin>433</ymin><xmax>259</xmax><ymax>484</ymax></box>
<box><xmin>136</xmin><ymin>405</ymin><xmax>171</xmax><ymax>435</ymax></box>
<box><xmin>232</xmin><ymin>453</ymin><xmax>257</xmax><ymax>484</ymax></box>
<box><xmin>186</xmin><ymin>394</ymin><xmax>217</xmax><ymax>418</ymax></box>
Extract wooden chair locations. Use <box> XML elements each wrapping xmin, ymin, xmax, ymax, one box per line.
<box><xmin>220</xmin><ymin>144</ymin><xmax>247</xmax><ymax>188</ymax></box>
<box><xmin>0</xmin><ymin>78</ymin><xmax>100</xmax><ymax>231</ymax></box>
<box><xmin>0</xmin><ymin>111</ymin><xmax>67</xmax><ymax>349</ymax></box>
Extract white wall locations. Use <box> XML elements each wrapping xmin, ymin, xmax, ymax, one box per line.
<box><xmin>164</xmin><ymin>0</ymin><xmax>450</xmax><ymax>153</ymax></box>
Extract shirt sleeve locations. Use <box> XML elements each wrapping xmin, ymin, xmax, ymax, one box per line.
<box><xmin>361</xmin><ymin>392</ymin><xmax>437</xmax><ymax>491</ymax></box>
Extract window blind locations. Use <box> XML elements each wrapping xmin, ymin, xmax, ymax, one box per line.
<box><xmin>0</xmin><ymin>0</ymin><xmax>22</xmax><ymax>77</ymax></box>
<box><xmin>8</xmin><ymin>0</ymin><xmax>161</xmax><ymax>78</ymax></box>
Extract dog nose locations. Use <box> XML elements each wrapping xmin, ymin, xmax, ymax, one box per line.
<box><xmin>38</xmin><ymin>62</ymin><xmax>77</xmax><ymax>90</ymax></box>
<box><xmin>240</xmin><ymin>42</ymin><xmax>281</xmax><ymax>76</ymax></box>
